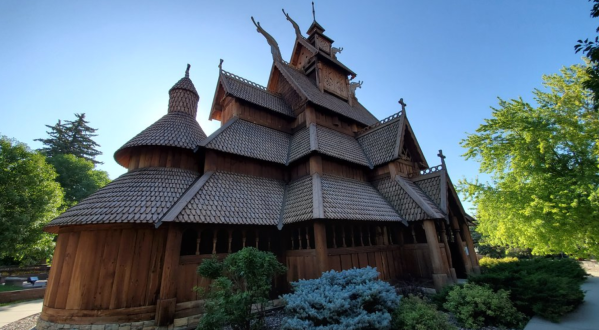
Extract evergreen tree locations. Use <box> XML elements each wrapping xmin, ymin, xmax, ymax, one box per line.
<box><xmin>36</xmin><ymin>113</ymin><xmax>103</xmax><ymax>164</ymax></box>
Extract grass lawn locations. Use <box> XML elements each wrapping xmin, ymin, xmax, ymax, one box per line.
<box><xmin>0</xmin><ymin>284</ymin><xmax>25</xmax><ymax>292</ymax></box>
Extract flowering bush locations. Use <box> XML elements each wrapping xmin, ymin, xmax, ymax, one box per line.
<box><xmin>281</xmin><ymin>267</ymin><xmax>400</xmax><ymax>330</ymax></box>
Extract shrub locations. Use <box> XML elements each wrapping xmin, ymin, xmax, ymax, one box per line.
<box><xmin>479</xmin><ymin>256</ymin><xmax>518</xmax><ymax>269</ymax></box>
<box><xmin>469</xmin><ymin>258</ymin><xmax>586</xmax><ymax>321</ymax></box>
<box><xmin>196</xmin><ymin>247</ymin><xmax>287</xmax><ymax>330</ymax></box>
<box><xmin>430</xmin><ymin>283</ymin><xmax>462</xmax><ymax>311</ymax></box>
<box><xmin>443</xmin><ymin>283</ymin><xmax>526</xmax><ymax>329</ymax></box>
<box><xmin>281</xmin><ymin>267</ymin><xmax>400</xmax><ymax>330</ymax></box>
<box><xmin>392</xmin><ymin>295</ymin><xmax>456</xmax><ymax>330</ymax></box>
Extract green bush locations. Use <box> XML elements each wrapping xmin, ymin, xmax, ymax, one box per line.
<box><xmin>469</xmin><ymin>258</ymin><xmax>586</xmax><ymax>321</ymax></box>
<box><xmin>443</xmin><ymin>283</ymin><xmax>526</xmax><ymax>329</ymax></box>
<box><xmin>479</xmin><ymin>256</ymin><xmax>518</xmax><ymax>269</ymax></box>
<box><xmin>392</xmin><ymin>295</ymin><xmax>456</xmax><ymax>330</ymax></box>
<box><xmin>430</xmin><ymin>283</ymin><xmax>462</xmax><ymax>311</ymax></box>
<box><xmin>196</xmin><ymin>247</ymin><xmax>287</xmax><ymax>330</ymax></box>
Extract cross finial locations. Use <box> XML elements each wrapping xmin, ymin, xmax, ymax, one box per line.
<box><xmin>437</xmin><ymin>149</ymin><xmax>446</xmax><ymax>167</ymax></box>
<box><xmin>312</xmin><ymin>2</ymin><xmax>316</xmax><ymax>21</ymax></box>
<box><xmin>218</xmin><ymin>59</ymin><xmax>223</xmax><ymax>70</ymax></box>
<box><xmin>185</xmin><ymin>64</ymin><xmax>190</xmax><ymax>78</ymax></box>
<box><xmin>398</xmin><ymin>98</ymin><xmax>407</xmax><ymax>112</ymax></box>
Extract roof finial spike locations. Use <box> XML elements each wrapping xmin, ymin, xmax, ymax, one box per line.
<box><xmin>218</xmin><ymin>59</ymin><xmax>223</xmax><ymax>70</ymax></box>
<box><xmin>437</xmin><ymin>149</ymin><xmax>447</xmax><ymax>168</ymax></box>
<box><xmin>312</xmin><ymin>1</ymin><xmax>316</xmax><ymax>21</ymax></box>
<box><xmin>185</xmin><ymin>64</ymin><xmax>190</xmax><ymax>78</ymax></box>
<box><xmin>398</xmin><ymin>98</ymin><xmax>407</xmax><ymax>113</ymax></box>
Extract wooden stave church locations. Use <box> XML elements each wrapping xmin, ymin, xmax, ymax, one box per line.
<box><xmin>39</xmin><ymin>11</ymin><xmax>480</xmax><ymax>328</ymax></box>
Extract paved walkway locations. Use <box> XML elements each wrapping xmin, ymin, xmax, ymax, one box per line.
<box><xmin>0</xmin><ymin>299</ymin><xmax>43</xmax><ymax>327</ymax></box>
<box><xmin>525</xmin><ymin>265</ymin><xmax>599</xmax><ymax>330</ymax></box>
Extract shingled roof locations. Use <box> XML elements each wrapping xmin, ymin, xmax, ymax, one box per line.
<box><xmin>200</xmin><ymin>117</ymin><xmax>290</xmax><ymax>164</ymax></box>
<box><xmin>275</xmin><ymin>62</ymin><xmax>378</xmax><ymax>126</ymax></box>
<box><xmin>201</xmin><ymin>119</ymin><xmax>372</xmax><ymax>167</ymax></box>
<box><xmin>45</xmin><ymin>167</ymin><xmax>199</xmax><ymax>231</ymax></box>
<box><xmin>357</xmin><ymin>114</ymin><xmax>403</xmax><ymax>166</ymax></box>
<box><xmin>219</xmin><ymin>70</ymin><xmax>294</xmax><ymax>117</ymax></box>
<box><xmin>281</xmin><ymin>175</ymin><xmax>314</xmax><ymax>225</ymax></box>
<box><xmin>373</xmin><ymin>176</ymin><xmax>444</xmax><ymax>221</ymax></box>
<box><xmin>321</xmin><ymin>175</ymin><xmax>404</xmax><ymax>222</ymax></box>
<box><xmin>117</xmin><ymin>112</ymin><xmax>207</xmax><ymax>153</ymax></box>
<box><xmin>170</xmin><ymin>171</ymin><xmax>286</xmax><ymax>226</ymax></box>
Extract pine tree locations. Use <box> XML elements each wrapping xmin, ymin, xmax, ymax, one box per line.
<box><xmin>36</xmin><ymin>113</ymin><xmax>103</xmax><ymax>164</ymax></box>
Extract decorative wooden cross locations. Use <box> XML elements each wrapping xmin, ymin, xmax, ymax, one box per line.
<box><xmin>437</xmin><ymin>149</ymin><xmax>446</xmax><ymax>167</ymax></box>
<box><xmin>312</xmin><ymin>2</ymin><xmax>316</xmax><ymax>21</ymax></box>
<box><xmin>398</xmin><ymin>98</ymin><xmax>407</xmax><ymax>112</ymax></box>
<box><xmin>218</xmin><ymin>59</ymin><xmax>223</xmax><ymax>70</ymax></box>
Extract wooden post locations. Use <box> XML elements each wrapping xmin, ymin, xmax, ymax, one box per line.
<box><xmin>461</xmin><ymin>222</ymin><xmax>481</xmax><ymax>275</ymax></box>
<box><xmin>440</xmin><ymin>222</ymin><xmax>457</xmax><ymax>284</ymax></box>
<box><xmin>451</xmin><ymin>216</ymin><xmax>472</xmax><ymax>275</ymax></box>
<box><xmin>156</xmin><ymin>224</ymin><xmax>182</xmax><ymax>326</ymax></box>
<box><xmin>313</xmin><ymin>221</ymin><xmax>329</xmax><ymax>275</ymax></box>
<box><xmin>422</xmin><ymin>220</ymin><xmax>448</xmax><ymax>292</ymax></box>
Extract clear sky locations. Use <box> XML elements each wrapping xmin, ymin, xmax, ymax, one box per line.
<box><xmin>0</xmin><ymin>1</ymin><xmax>595</xmax><ymax>211</ymax></box>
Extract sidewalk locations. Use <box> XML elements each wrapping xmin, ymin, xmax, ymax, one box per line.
<box><xmin>0</xmin><ymin>299</ymin><xmax>43</xmax><ymax>327</ymax></box>
<box><xmin>525</xmin><ymin>265</ymin><xmax>599</xmax><ymax>330</ymax></box>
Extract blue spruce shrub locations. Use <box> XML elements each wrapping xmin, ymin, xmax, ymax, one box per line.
<box><xmin>281</xmin><ymin>267</ymin><xmax>400</xmax><ymax>330</ymax></box>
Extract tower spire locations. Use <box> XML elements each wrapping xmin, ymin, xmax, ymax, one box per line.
<box><xmin>185</xmin><ymin>63</ymin><xmax>190</xmax><ymax>78</ymax></box>
<box><xmin>312</xmin><ymin>1</ymin><xmax>316</xmax><ymax>21</ymax></box>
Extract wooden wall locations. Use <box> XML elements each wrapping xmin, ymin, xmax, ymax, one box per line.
<box><xmin>41</xmin><ymin>225</ymin><xmax>167</xmax><ymax>323</ymax></box>
<box><xmin>286</xmin><ymin>250</ymin><xmax>318</xmax><ymax>282</ymax></box>
<box><xmin>204</xmin><ymin>150</ymin><xmax>288</xmax><ymax>181</ymax></box>
<box><xmin>120</xmin><ymin>146</ymin><xmax>200</xmax><ymax>173</ymax></box>
<box><xmin>221</xmin><ymin>98</ymin><xmax>292</xmax><ymax>133</ymax></box>
<box><xmin>322</xmin><ymin>158</ymin><xmax>367</xmax><ymax>181</ymax></box>
<box><xmin>326</xmin><ymin>246</ymin><xmax>403</xmax><ymax>281</ymax></box>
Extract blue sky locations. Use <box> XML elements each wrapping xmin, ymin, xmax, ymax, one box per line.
<box><xmin>0</xmin><ymin>1</ymin><xmax>595</xmax><ymax>211</ymax></box>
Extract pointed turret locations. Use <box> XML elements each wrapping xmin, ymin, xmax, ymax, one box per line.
<box><xmin>114</xmin><ymin>65</ymin><xmax>207</xmax><ymax>169</ymax></box>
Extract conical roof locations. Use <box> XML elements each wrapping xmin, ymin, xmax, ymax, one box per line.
<box><xmin>114</xmin><ymin>65</ymin><xmax>206</xmax><ymax>167</ymax></box>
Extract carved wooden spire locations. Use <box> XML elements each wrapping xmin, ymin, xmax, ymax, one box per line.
<box><xmin>282</xmin><ymin>9</ymin><xmax>303</xmax><ymax>39</ymax></box>
<box><xmin>251</xmin><ymin>17</ymin><xmax>282</xmax><ymax>62</ymax></box>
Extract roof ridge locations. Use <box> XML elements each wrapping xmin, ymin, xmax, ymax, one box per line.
<box><xmin>356</xmin><ymin>111</ymin><xmax>403</xmax><ymax>136</ymax></box>
<box><xmin>157</xmin><ymin>171</ymin><xmax>214</xmax><ymax>226</ymax></box>
<box><xmin>221</xmin><ymin>69</ymin><xmax>284</xmax><ymax>98</ymax></box>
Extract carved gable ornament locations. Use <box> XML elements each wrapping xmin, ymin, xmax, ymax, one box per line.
<box><xmin>322</xmin><ymin>64</ymin><xmax>349</xmax><ymax>99</ymax></box>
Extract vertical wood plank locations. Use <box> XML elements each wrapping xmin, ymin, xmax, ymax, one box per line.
<box><xmin>45</xmin><ymin>232</ymin><xmax>69</xmax><ymax>307</ymax></box>
<box><xmin>54</xmin><ymin>232</ymin><xmax>80</xmax><ymax>309</ymax></box>
<box><xmin>66</xmin><ymin>231</ymin><xmax>98</xmax><ymax>309</ymax></box>
<box><xmin>128</xmin><ymin>229</ymin><xmax>154</xmax><ymax>307</ymax></box>
<box><xmin>96</xmin><ymin>229</ymin><xmax>122</xmax><ymax>309</ymax></box>
<box><xmin>145</xmin><ymin>228</ymin><xmax>167</xmax><ymax>305</ymax></box>
<box><xmin>110</xmin><ymin>229</ymin><xmax>137</xmax><ymax>309</ymax></box>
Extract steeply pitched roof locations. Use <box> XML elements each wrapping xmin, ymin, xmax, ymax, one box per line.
<box><xmin>313</xmin><ymin>125</ymin><xmax>370</xmax><ymax>167</ymax></box>
<box><xmin>275</xmin><ymin>62</ymin><xmax>378</xmax><ymax>126</ymax></box>
<box><xmin>320</xmin><ymin>175</ymin><xmax>404</xmax><ymax>222</ymax></box>
<box><xmin>288</xmin><ymin>126</ymin><xmax>311</xmax><ymax>163</ymax></box>
<box><xmin>170</xmin><ymin>76</ymin><xmax>199</xmax><ymax>97</ymax></box>
<box><xmin>357</xmin><ymin>114</ymin><xmax>403</xmax><ymax>166</ymax></box>
<box><xmin>200</xmin><ymin>117</ymin><xmax>291</xmax><ymax>164</ymax></box>
<box><xmin>201</xmin><ymin>119</ymin><xmax>372</xmax><ymax>167</ymax></box>
<box><xmin>172</xmin><ymin>171</ymin><xmax>286</xmax><ymax>225</ymax></box>
<box><xmin>412</xmin><ymin>167</ymin><xmax>448</xmax><ymax>214</ymax></box>
<box><xmin>116</xmin><ymin>112</ymin><xmax>207</xmax><ymax>156</ymax></box>
<box><xmin>281</xmin><ymin>175</ymin><xmax>314</xmax><ymax>225</ymax></box>
<box><xmin>45</xmin><ymin>167</ymin><xmax>199</xmax><ymax>229</ymax></box>
<box><xmin>373</xmin><ymin>176</ymin><xmax>444</xmax><ymax>221</ymax></box>
<box><xmin>219</xmin><ymin>70</ymin><xmax>294</xmax><ymax>117</ymax></box>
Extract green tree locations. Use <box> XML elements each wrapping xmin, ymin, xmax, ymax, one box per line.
<box><xmin>575</xmin><ymin>0</ymin><xmax>599</xmax><ymax>110</ymax></box>
<box><xmin>460</xmin><ymin>64</ymin><xmax>599</xmax><ymax>257</ymax></box>
<box><xmin>0</xmin><ymin>136</ymin><xmax>63</xmax><ymax>265</ymax></box>
<box><xmin>46</xmin><ymin>154</ymin><xmax>110</xmax><ymax>207</ymax></box>
<box><xmin>36</xmin><ymin>113</ymin><xmax>103</xmax><ymax>164</ymax></box>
